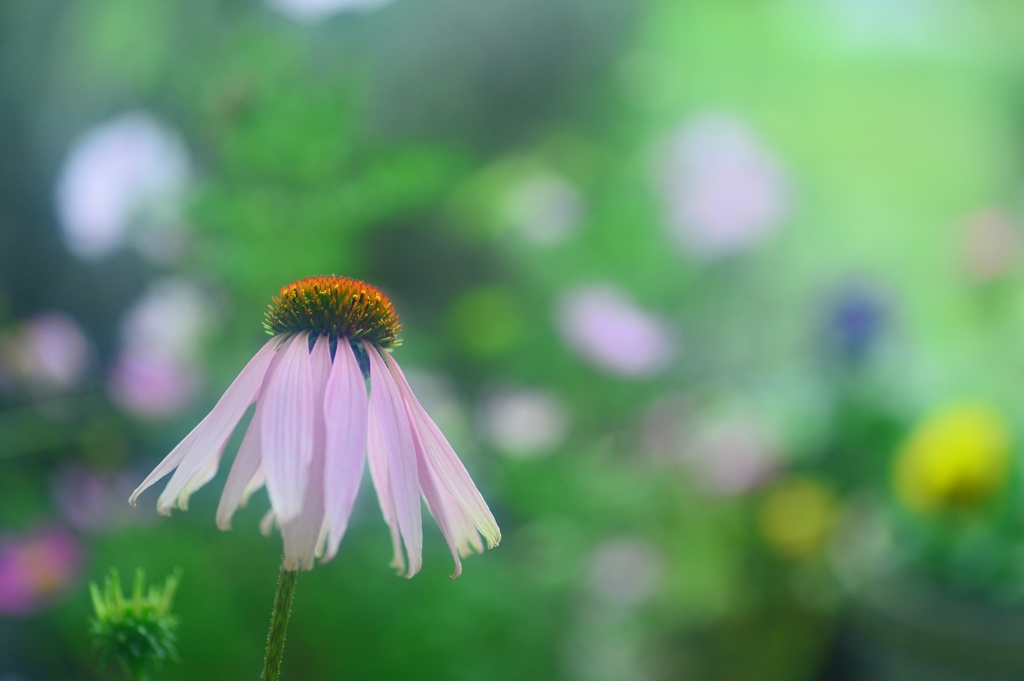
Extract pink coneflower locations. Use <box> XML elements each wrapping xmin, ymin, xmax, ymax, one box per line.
<box><xmin>131</xmin><ymin>276</ymin><xmax>500</xmax><ymax>576</ymax></box>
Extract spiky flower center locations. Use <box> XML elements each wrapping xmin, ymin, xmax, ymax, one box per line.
<box><xmin>264</xmin><ymin>276</ymin><xmax>401</xmax><ymax>347</ymax></box>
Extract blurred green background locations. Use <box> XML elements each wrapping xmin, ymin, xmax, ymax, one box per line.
<box><xmin>4</xmin><ymin>0</ymin><xmax>1024</xmax><ymax>679</ymax></box>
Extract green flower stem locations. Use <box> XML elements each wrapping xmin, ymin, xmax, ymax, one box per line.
<box><xmin>261</xmin><ymin>560</ymin><xmax>298</xmax><ymax>681</ymax></box>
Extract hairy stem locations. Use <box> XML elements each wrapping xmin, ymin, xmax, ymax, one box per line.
<box><xmin>261</xmin><ymin>560</ymin><xmax>298</xmax><ymax>681</ymax></box>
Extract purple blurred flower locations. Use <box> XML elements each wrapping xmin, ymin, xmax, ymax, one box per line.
<box><xmin>268</xmin><ymin>0</ymin><xmax>394</xmax><ymax>22</ymax></box>
<box><xmin>0</xmin><ymin>312</ymin><xmax>92</xmax><ymax>395</ymax></box>
<box><xmin>824</xmin><ymin>287</ymin><xmax>886</xmax><ymax>363</ymax></box>
<box><xmin>556</xmin><ymin>285</ymin><xmax>676</xmax><ymax>378</ymax></box>
<box><xmin>0</xmin><ymin>526</ymin><xmax>82</xmax><ymax>615</ymax></box>
<box><xmin>53</xmin><ymin>465</ymin><xmax>154</xmax><ymax>533</ymax></box>
<box><xmin>656</xmin><ymin>114</ymin><xmax>790</xmax><ymax>259</ymax></box>
<box><xmin>56</xmin><ymin>112</ymin><xmax>190</xmax><ymax>261</ymax></box>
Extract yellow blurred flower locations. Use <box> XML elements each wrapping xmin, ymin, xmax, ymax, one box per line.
<box><xmin>893</xmin><ymin>403</ymin><xmax>1011</xmax><ymax>512</ymax></box>
<box><xmin>759</xmin><ymin>477</ymin><xmax>837</xmax><ymax>559</ymax></box>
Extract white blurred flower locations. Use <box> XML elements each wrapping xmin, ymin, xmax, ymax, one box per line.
<box><xmin>501</xmin><ymin>172</ymin><xmax>585</xmax><ymax>246</ymax></box>
<box><xmin>828</xmin><ymin>494</ymin><xmax>897</xmax><ymax>588</ymax></box>
<box><xmin>477</xmin><ymin>385</ymin><xmax>570</xmax><ymax>457</ymax></box>
<box><xmin>586</xmin><ymin>537</ymin><xmax>664</xmax><ymax>607</ymax></box>
<box><xmin>119</xmin><ymin>278</ymin><xmax>213</xmax><ymax>360</ymax></box>
<box><xmin>567</xmin><ymin>537</ymin><xmax>665</xmax><ymax>681</ymax></box>
<box><xmin>683</xmin><ymin>418</ymin><xmax>781</xmax><ymax>496</ymax></box>
<box><xmin>107</xmin><ymin>279</ymin><xmax>213</xmax><ymax>419</ymax></box>
<box><xmin>1</xmin><ymin>312</ymin><xmax>92</xmax><ymax>394</ymax></box>
<box><xmin>56</xmin><ymin>112</ymin><xmax>190</xmax><ymax>261</ymax></box>
<box><xmin>639</xmin><ymin>393</ymin><xmax>694</xmax><ymax>463</ymax></box>
<box><xmin>642</xmin><ymin>397</ymin><xmax>781</xmax><ymax>495</ymax></box>
<box><xmin>656</xmin><ymin>114</ymin><xmax>789</xmax><ymax>260</ymax></box>
<box><xmin>555</xmin><ymin>285</ymin><xmax>676</xmax><ymax>378</ymax></box>
<box><xmin>819</xmin><ymin>0</ymin><xmax>971</xmax><ymax>55</ymax></box>
<box><xmin>268</xmin><ymin>0</ymin><xmax>394</xmax><ymax>22</ymax></box>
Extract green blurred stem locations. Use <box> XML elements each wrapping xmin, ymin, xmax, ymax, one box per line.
<box><xmin>261</xmin><ymin>560</ymin><xmax>298</xmax><ymax>681</ymax></box>
<box><xmin>121</xmin><ymin>659</ymin><xmax>149</xmax><ymax>681</ymax></box>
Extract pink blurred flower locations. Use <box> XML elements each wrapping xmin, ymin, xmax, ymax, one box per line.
<box><xmin>107</xmin><ymin>279</ymin><xmax>213</xmax><ymax>419</ymax></box>
<box><xmin>656</xmin><ymin>114</ymin><xmax>790</xmax><ymax>259</ymax></box>
<box><xmin>108</xmin><ymin>351</ymin><xmax>200</xmax><ymax>420</ymax></box>
<box><xmin>132</xmin><ymin>276</ymin><xmax>500</xmax><ymax>575</ymax></box>
<box><xmin>1</xmin><ymin>312</ymin><xmax>92</xmax><ymax>394</ymax></box>
<box><xmin>0</xmin><ymin>526</ymin><xmax>82</xmax><ymax>615</ymax></box>
<box><xmin>56</xmin><ymin>112</ymin><xmax>190</xmax><ymax>261</ymax></box>
<box><xmin>962</xmin><ymin>208</ymin><xmax>1021</xmax><ymax>282</ymax></box>
<box><xmin>556</xmin><ymin>285</ymin><xmax>676</xmax><ymax>378</ymax></box>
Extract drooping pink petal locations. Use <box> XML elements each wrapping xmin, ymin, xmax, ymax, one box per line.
<box><xmin>365</xmin><ymin>342</ymin><xmax>422</xmax><ymax>577</ymax></box>
<box><xmin>215</xmin><ymin>340</ymin><xmax>294</xmax><ymax>529</ymax></box>
<box><xmin>279</xmin><ymin>335</ymin><xmax>332</xmax><ymax>571</ymax></box>
<box><xmin>321</xmin><ymin>339</ymin><xmax>369</xmax><ymax>561</ymax></box>
<box><xmin>261</xmin><ymin>333</ymin><xmax>316</xmax><ymax>524</ymax></box>
<box><xmin>367</xmin><ymin>404</ymin><xmax>405</xmax><ymax>574</ymax></box>
<box><xmin>414</xmin><ymin>435</ymin><xmax>489</xmax><ymax>577</ymax></box>
<box><xmin>260</xmin><ymin>510</ymin><xmax>275</xmax><ymax>537</ymax></box>
<box><xmin>315</xmin><ymin>525</ymin><xmax>329</xmax><ymax>559</ymax></box>
<box><xmin>176</xmin><ymin>456</ymin><xmax>220</xmax><ymax>511</ymax></box>
<box><xmin>384</xmin><ymin>353</ymin><xmax>501</xmax><ymax>553</ymax></box>
<box><xmin>280</xmin><ymin>477</ymin><xmax>324</xmax><ymax>569</ymax></box>
<box><xmin>130</xmin><ymin>337</ymin><xmax>280</xmax><ymax>512</ymax></box>
<box><xmin>216</xmin><ymin>398</ymin><xmax>267</xmax><ymax>530</ymax></box>
<box><xmin>242</xmin><ymin>466</ymin><xmax>265</xmax><ymax>506</ymax></box>
<box><xmin>415</xmin><ymin>450</ymin><xmax>466</xmax><ymax>578</ymax></box>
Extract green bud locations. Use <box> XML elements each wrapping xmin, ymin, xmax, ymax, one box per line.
<box><xmin>89</xmin><ymin>568</ymin><xmax>182</xmax><ymax>681</ymax></box>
